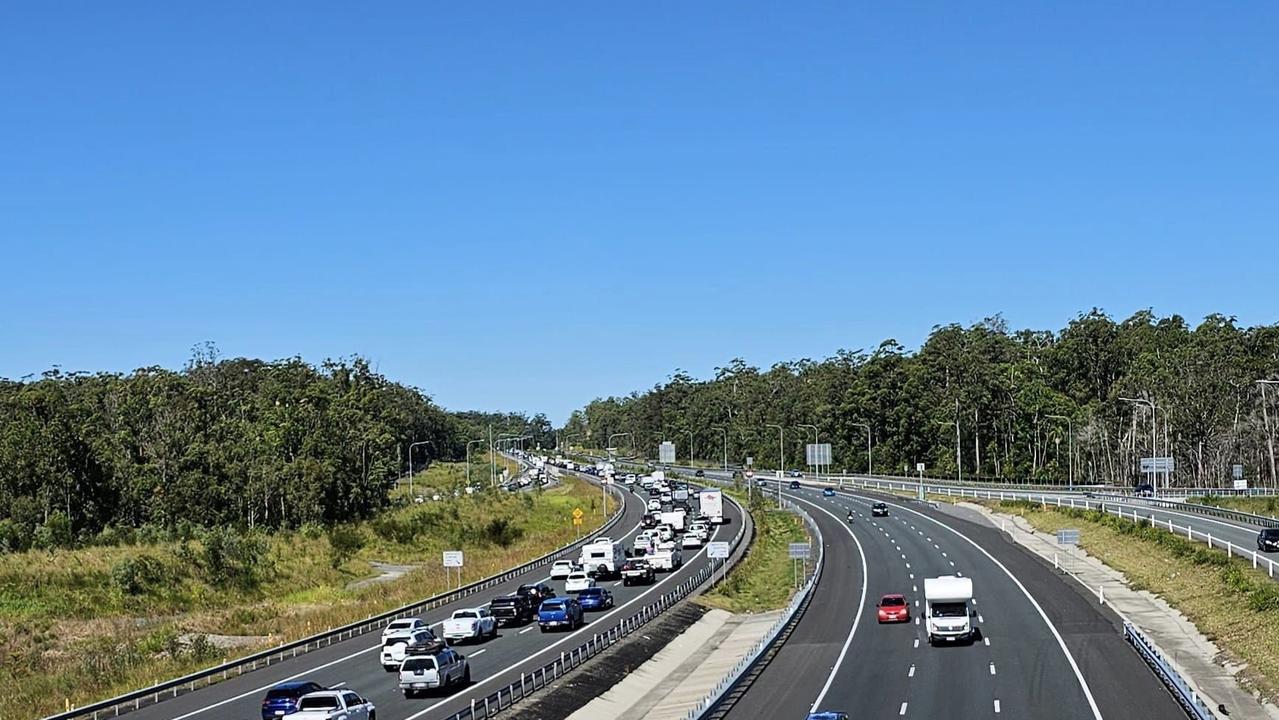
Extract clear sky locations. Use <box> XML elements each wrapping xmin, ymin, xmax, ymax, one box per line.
<box><xmin>2</xmin><ymin>2</ymin><xmax>1276</xmax><ymax>423</ymax></box>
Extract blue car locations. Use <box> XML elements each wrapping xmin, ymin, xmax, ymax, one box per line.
<box><xmin>538</xmin><ymin>597</ymin><xmax>583</xmax><ymax>632</ymax></box>
<box><xmin>807</xmin><ymin>713</ymin><xmax>849</xmax><ymax>720</ymax></box>
<box><xmin>822</xmin><ymin>488</ymin><xmax>835</xmax><ymax>497</ymax></box>
<box><xmin>261</xmin><ymin>680</ymin><xmax>326</xmax><ymax>719</ymax></box>
<box><xmin>578</xmin><ymin>587</ymin><xmax>614</xmax><ymax>611</ymax></box>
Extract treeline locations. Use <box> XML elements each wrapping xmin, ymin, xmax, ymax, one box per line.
<box><xmin>0</xmin><ymin>345</ymin><xmax>543</xmax><ymax>550</ymax></box>
<box><xmin>563</xmin><ymin>311</ymin><xmax>1279</xmax><ymax>488</ymax></box>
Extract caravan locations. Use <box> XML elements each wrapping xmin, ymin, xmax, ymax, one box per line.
<box><xmin>578</xmin><ymin>539</ymin><xmax>625</xmax><ymax>579</ymax></box>
<box><xmin>923</xmin><ymin>576</ymin><xmax>977</xmax><ymax>644</ymax></box>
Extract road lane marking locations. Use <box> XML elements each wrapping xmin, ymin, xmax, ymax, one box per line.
<box><xmin>990</xmin><ymin>662</ymin><xmax>996</xmax><ymax>675</ymax></box>
<box><xmin>899</xmin><ymin>702</ymin><xmax>908</xmax><ymax>715</ymax></box>
<box><xmin>994</xmin><ymin>699</ymin><xmax>1001</xmax><ymax>713</ymax></box>
<box><xmin>907</xmin><ymin>664</ymin><xmax>915</xmax><ymax>677</ymax></box>
<box><xmin>519</xmin><ymin>627</ymin><xmax>533</xmax><ymax>634</ymax></box>
<box><xmin>913</xmin><ymin>638</ymin><xmax>919</xmax><ymax>648</ymax></box>
<box><xmin>472</xmin><ymin>649</ymin><xmax>487</xmax><ymax>656</ymax></box>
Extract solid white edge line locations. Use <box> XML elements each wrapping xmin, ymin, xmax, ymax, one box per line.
<box><xmin>790</xmin><ymin>494</ymin><xmax>869</xmax><ymax>714</ymax></box>
<box><xmin>840</xmin><ymin>490</ymin><xmax>1105</xmax><ymax>720</ymax></box>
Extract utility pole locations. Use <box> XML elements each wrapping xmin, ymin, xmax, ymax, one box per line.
<box><xmin>408</xmin><ymin>441</ymin><xmax>430</xmax><ymax>495</ymax></box>
<box><xmin>766</xmin><ymin>423</ymin><xmax>784</xmax><ymax>509</ymax></box>
<box><xmin>1047</xmin><ymin>415</ymin><xmax>1073</xmax><ymax>490</ymax></box>
<box><xmin>849</xmin><ymin>422</ymin><xmax>872</xmax><ymax>476</ymax></box>
<box><xmin>1259</xmin><ymin>381</ymin><xmax>1279</xmax><ymax>489</ymax></box>
<box><xmin>1120</xmin><ymin>397</ymin><xmax>1158</xmax><ymax>488</ymax></box>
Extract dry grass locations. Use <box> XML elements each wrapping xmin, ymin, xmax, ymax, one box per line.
<box><xmin>994</xmin><ymin>500</ymin><xmax>1279</xmax><ymax>703</ymax></box>
<box><xmin>0</xmin><ymin>469</ymin><xmax>607</xmax><ymax>719</ymax></box>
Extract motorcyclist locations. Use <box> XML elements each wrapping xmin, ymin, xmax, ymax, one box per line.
<box><xmin>847</xmin><ymin>511</ymin><xmax>854</xmax><ymax>523</ymax></box>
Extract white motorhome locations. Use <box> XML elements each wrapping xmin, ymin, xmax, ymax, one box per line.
<box><xmin>698</xmin><ymin>489</ymin><xmax>724</xmax><ymax>524</ymax></box>
<box><xmin>923</xmin><ymin>576</ymin><xmax>976</xmax><ymax>644</ymax></box>
<box><xmin>578</xmin><ymin>540</ymin><xmax>625</xmax><ymax>579</ymax></box>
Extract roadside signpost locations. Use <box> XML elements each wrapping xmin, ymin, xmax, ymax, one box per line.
<box><xmin>659</xmin><ymin>441</ymin><xmax>676</xmax><ymax>465</ymax></box>
<box><xmin>916</xmin><ymin>463</ymin><xmax>926</xmax><ymax>501</ymax></box>
<box><xmin>708</xmin><ymin>540</ymin><xmax>730</xmax><ymax>584</ymax></box>
<box><xmin>789</xmin><ymin>542</ymin><xmax>811</xmax><ymax>588</ymax></box>
<box><xmin>1055</xmin><ymin>529</ymin><xmax>1079</xmax><ymax>574</ymax></box>
<box><xmin>443</xmin><ymin>550</ymin><xmax>464</xmax><ymax>589</ymax></box>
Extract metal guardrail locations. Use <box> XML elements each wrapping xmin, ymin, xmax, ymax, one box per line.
<box><xmin>1124</xmin><ymin>622</ymin><xmax>1216</xmax><ymax>720</ymax></box>
<box><xmin>1091</xmin><ymin>493</ymin><xmax>1279</xmax><ymax>528</ymax></box>
<box><xmin>683</xmin><ymin>500</ymin><xmax>823</xmax><ymax>720</ymax></box>
<box><xmin>439</xmin><ymin>494</ymin><xmax>753</xmax><ymax>720</ymax></box>
<box><xmin>46</xmin><ymin>481</ymin><xmax>629</xmax><ymax>720</ymax></box>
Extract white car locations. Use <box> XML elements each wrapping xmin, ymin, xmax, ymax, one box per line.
<box><xmin>399</xmin><ymin>646</ymin><xmax>470</xmax><ymax>697</ymax></box>
<box><xmin>565</xmin><ymin>571</ymin><xmax>595</xmax><ymax>593</ymax></box>
<box><xmin>382</xmin><ymin>628</ymin><xmax>437</xmax><ymax>671</ymax></box>
<box><xmin>688</xmin><ymin>522</ymin><xmax>710</xmax><ymax>540</ymax></box>
<box><xmin>681</xmin><ymin>533</ymin><xmax>703</xmax><ymax>549</ymax></box>
<box><xmin>647</xmin><ymin>499</ymin><xmax>662</xmax><ymax>512</ymax></box>
<box><xmin>291</xmin><ymin>690</ymin><xmax>375</xmax><ymax>720</ymax></box>
<box><xmin>656</xmin><ymin>524</ymin><xmax>675</xmax><ymax>542</ymax></box>
<box><xmin>382</xmin><ymin>617</ymin><xmax>430</xmax><ymax>640</ymax></box>
<box><xmin>443</xmin><ymin>608</ymin><xmax>497</xmax><ymax>644</ymax></box>
<box><xmin>550</xmin><ymin>560</ymin><xmax>579</xmax><ymax>580</ymax></box>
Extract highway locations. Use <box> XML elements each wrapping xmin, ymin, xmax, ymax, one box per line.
<box><xmin>724</xmin><ymin>485</ymin><xmax>1183</xmax><ymax>719</ymax></box>
<box><xmin>118</xmin><ymin>477</ymin><xmax>745</xmax><ymax>720</ymax></box>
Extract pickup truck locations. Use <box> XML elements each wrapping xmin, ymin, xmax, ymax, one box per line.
<box><xmin>621</xmin><ymin>558</ymin><xmax>656</xmax><ymax>586</ymax></box>
<box><xmin>398</xmin><ymin>646</ymin><xmax>470</xmax><ymax>697</ymax></box>
<box><xmin>538</xmin><ymin>597</ymin><xmax>583</xmax><ymax>632</ymax></box>
<box><xmin>489</xmin><ymin>594</ymin><xmax>534</xmax><ymax>627</ymax></box>
<box><xmin>442</xmin><ymin>608</ymin><xmax>496</xmax><ymax>644</ymax></box>
<box><xmin>290</xmin><ymin>690</ymin><xmax>376</xmax><ymax>720</ymax></box>
<box><xmin>518</xmin><ymin>583</ymin><xmax>556</xmax><ymax>603</ymax></box>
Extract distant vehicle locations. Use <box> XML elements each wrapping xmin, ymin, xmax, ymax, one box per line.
<box><xmin>290</xmin><ymin>690</ymin><xmax>375</xmax><ymax>720</ymax></box>
<box><xmin>1136</xmin><ymin>483</ymin><xmax>1155</xmax><ymax>497</ymax></box>
<box><xmin>698</xmin><ymin>489</ymin><xmax>725</xmax><ymax>525</ymax></box>
<box><xmin>1259</xmin><ymin>529</ymin><xmax>1279</xmax><ymax>552</ymax></box>
<box><xmin>565</xmin><ymin>571</ymin><xmax>595</xmax><ymax>593</ymax></box>
<box><xmin>577</xmin><ymin>587</ymin><xmax>614</xmax><ymax>611</ymax></box>
<box><xmin>756</xmin><ymin>478</ymin><xmax>768</xmax><ymax>487</ymax></box>
<box><xmin>579</xmin><ymin>539</ymin><xmax>626</xmax><ymax>578</ymax></box>
<box><xmin>822</xmin><ymin>488</ymin><xmax>836</xmax><ymax>497</ymax></box>
<box><xmin>382</xmin><ymin>617</ymin><xmax>430</xmax><ymax>640</ymax></box>
<box><xmin>517</xmin><ymin>583</ymin><xmax>556</xmax><ymax>603</ymax></box>
<box><xmin>655</xmin><ymin>524</ymin><xmax>675</xmax><ymax>542</ymax></box>
<box><xmin>649</xmin><ymin>547</ymin><xmax>683</xmax><ymax>571</ymax></box>
<box><xmin>924</xmin><ymin>575</ymin><xmax>976</xmax><ymax>645</ymax></box>
<box><xmin>789</xmin><ymin>471</ymin><xmax>803</xmax><ymax>478</ymax></box>
<box><xmin>647</xmin><ymin>499</ymin><xmax>663</xmax><ymax>512</ymax></box>
<box><xmin>687</xmin><ymin>521</ymin><xmax>709</xmax><ymax>540</ymax></box>
<box><xmin>871</xmin><ymin>502</ymin><xmax>889</xmax><ymax>517</ymax></box>
<box><xmin>624</xmin><ymin>473</ymin><xmax>638</xmax><ymax>484</ymax></box>
<box><xmin>789</xmin><ymin>480</ymin><xmax>801</xmax><ymax>490</ymax></box>
<box><xmin>382</xmin><ymin>628</ymin><xmax>437</xmax><ymax>671</ymax></box>
<box><xmin>681</xmin><ymin>533</ymin><xmax>703</xmax><ymax>549</ymax></box>
<box><xmin>398</xmin><ymin>646</ymin><xmax>470</xmax><ymax>697</ymax></box>
<box><xmin>550</xmin><ymin>560</ymin><xmax>579</xmax><ymax>580</ymax></box>
<box><xmin>806</xmin><ymin>713</ymin><xmax>850</xmax><ymax>720</ymax></box>
<box><xmin>443</xmin><ymin>608</ymin><xmax>497</xmax><ymax>644</ymax></box>
<box><xmin>538</xmin><ymin>597</ymin><xmax>584</xmax><ymax>632</ymax></box>
<box><xmin>641</xmin><ymin>512</ymin><xmax>660</xmax><ymax>528</ymax></box>
<box><xmin>489</xmin><ymin>594</ymin><xmax>535</xmax><ymax>627</ymax></box>
<box><xmin>260</xmin><ymin>680</ymin><xmax>327</xmax><ymax>720</ymax></box>
<box><xmin>876</xmin><ymin>594</ymin><xmax>910</xmax><ymax>623</ymax></box>
<box><xmin>621</xmin><ymin>559</ymin><xmax>656</xmax><ymax>586</ymax></box>
<box><xmin>660</xmin><ymin>492</ymin><xmax>673</xmax><ymax>503</ymax></box>
<box><xmin>659</xmin><ymin>509</ymin><xmax>687</xmax><ymax>532</ymax></box>
<box><xmin>694</xmin><ymin>469</ymin><xmax>705</xmax><ymax>477</ymax></box>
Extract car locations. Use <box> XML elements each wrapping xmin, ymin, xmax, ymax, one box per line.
<box><xmin>442</xmin><ymin>608</ymin><xmax>497</xmax><ymax>644</ymax></box>
<box><xmin>1259</xmin><ymin>529</ymin><xmax>1279</xmax><ymax>552</ymax></box>
<box><xmin>806</xmin><ymin>713</ymin><xmax>849</xmax><ymax>720</ymax></box>
<box><xmin>660</xmin><ymin>492</ymin><xmax>673</xmax><ymax>503</ymax></box>
<box><xmin>382</xmin><ymin>617</ymin><xmax>430</xmax><ymax>640</ymax></box>
<box><xmin>621</xmin><ymin>559</ymin><xmax>656</xmax><ymax>586</ymax></box>
<box><xmin>756</xmin><ymin>478</ymin><xmax>767</xmax><ymax>487</ymax></box>
<box><xmin>656</xmin><ymin>524</ymin><xmax>675</xmax><ymax>542</ymax></box>
<box><xmin>538</xmin><ymin>597</ymin><xmax>584</xmax><ymax>632</ymax></box>
<box><xmin>290</xmin><ymin>690</ymin><xmax>375</xmax><ymax>720</ymax></box>
<box><xmin>382</xmin><ymin>628</ymin><xmax>438</xmax><ymax>671</ymax></box>
<box><xmin>647</xmin><ymin>499</ymin><xmax>663</xmax><ymax>512</ymax></box>
<box><xmin>260</xmin><ymin>680</ymin><xmax>327</xmax><ymax>720</ymax></box>
<box><xmin>822</xmin><ymin>488</ymin><xmax>835</xmax><ymax>497</ymax></box>
<box><xmin>550</xmin><ymin>560</ymin><xmax>579</xmax><ymax>580</ymax></box>
<box><xmin>1135</xmin><ymin>483</ymin><xmax>1155</xmax><ymax>497</ymax></box>
<box><xmin>565</xmin><ymin>571</ymin><xmax>595</xmax><ymax>593</ymax></box>
<box><xmin>642</xmin><ymin>512</ymin><xmax>660</xmax><ymax>528</ymax></box>
<box><xmin>398</xmin><ymin>646</ymin><xmax>470</xmax><ymax>697</ymax></box>
<box><xmin>789</xmin><ymin>480</ymin><xmax>801</xmax><ymax>489</ymax></box>
<box><xmin>871</xmin><ymin>502</ymin><xmax>889</xmax><ymax>517</ymax></box>
<box><xmin>877</xmin><ymin>594</ymin><xmax>911</xmax><ymax>623</ymax></box>
<box><xmin>577</xmin><ymin>587</ymin><xmax>614</xmax><ymax>610</ymax></box>
<box><xmin>694</xmin><ymin>469</ymin><xmax>705</xmax><ymax>477</ymax></box>
<box><xmin>789</xmin><ymin>470</ymin><xmax>803</xmax><ymax>478</ymax></box>
<box><xmin>489</xmin><ymin>593</ymin><xmax>535</xmax><ymax>626</ymax></box>
<box><xmin>681</xmin><ymin>533</ymin><xmax>703</xmax><ymax>549</ymax></box>
<box><xmin>517</xmin><ymin>583</ymin><xmax>556</xmax><ymax>603</ymax></box>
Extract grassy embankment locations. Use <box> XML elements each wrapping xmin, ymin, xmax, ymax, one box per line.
<box><xmin>991</xmin><ymin>499</ymin><xmax>1279</xmax><ymax>703</ymax></box>
<box><xmin>698</xmin><ymin>490</ymin><xmax>810</xmax><ymax>614</ymax></box>
<box><xmin>0</xmin><ymin>458</ymin><xmax>605</xmax><ymax>719</ymax></box>
<box><xmin>1187</xmin><ymin>495</ymin><xmax>1279</xmax><ymax>518</ymax></box>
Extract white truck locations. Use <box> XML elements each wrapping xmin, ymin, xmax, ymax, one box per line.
<box><xmin>442</xmin><ymin>607</ymin><xmax>497</xmax><ymax>644</ymax></box>
<box><xmin>291</xmin><ymin>690</ymin><xmax>376</xmax><ymax>719</ymax></box>
<box><xmin>698</xmin><ymin>489</ymin><xmax>724</xmax><ymax>524</ymax></box>
<box><xmin>659</xmin><ymin>509</ymin><xmax>687</xmax><ymax>533</ymax></box>
<box><xmin>923</xmin><ymin>576</ymin><xmax>977</xmax><ymax>645</ymax></box>
<box><xmin>578</xmin><ymin>540</ymin><xmax>626</xmax><ymax>579</ymax></box>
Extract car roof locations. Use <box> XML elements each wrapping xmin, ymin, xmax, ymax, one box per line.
<box><xmin>881</xmin><ymin>593</ymin><xmax>905</xmax><ymax>599</ymax></box>
<box><xmin>273</xmin><ymin>680</ymin><xmax>321</xmax><ymax>690</ymax></box>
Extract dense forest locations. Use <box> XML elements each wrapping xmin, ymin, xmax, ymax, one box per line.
<box><xmin>0</xmin><ymin>345</ymin><xmax>550</xmax><ymax>550</ymax></box>
<box><xmin>562</xmin><ymin>311</ymin><xmax>1279</xmax><ymax>489</ymax></box>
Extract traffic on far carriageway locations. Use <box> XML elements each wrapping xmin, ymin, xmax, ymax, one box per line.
<box><xmin>99</xmin><ymin>463</ymin><xmax>744</xmax><ymax>720</ymax></box>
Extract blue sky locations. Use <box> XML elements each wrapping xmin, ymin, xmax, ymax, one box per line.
<box><xmin>2</xmin><ymin>2</ymin><xmax>1276</xmax><ymax>422</ymax></box>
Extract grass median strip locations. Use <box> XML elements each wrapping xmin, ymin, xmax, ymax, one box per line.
<box><xmin>698</xmin><ymin>493</ymin><xmax>810</xmax><ymax>614</ymax></box>
<box><xmin>991</xmin><ymin>499</ymin><xmax>1279</xmax><ymax>703</ymax></box>
<box><xmin>0</xmin><ymin>466</ymin><xmax>608</xmax><ymax>719</ymax></box>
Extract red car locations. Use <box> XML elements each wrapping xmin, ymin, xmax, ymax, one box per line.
<box><xmin>876</xmin><ymin>594</ymin><xmax>911</xmax><ymax>623</ymax></box>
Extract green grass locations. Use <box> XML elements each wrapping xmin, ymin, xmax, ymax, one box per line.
<box><xmin>992</xmin><ymin>499</ymin><xmax>1279</xmax><ymax>703</ymax></box>
<box><xmin>0</xmin><ymin>468</ymin><xmax>608</xmax><ymax>719</ymax></box>
<box><xmin>1187</xmin><ymin>495</ymin><xmax>1279</xmax><ymax>518</ymax></box>
<box><xmin>698</xmin><ymin>494</ymin><xmax>810</xmax><ymax>614</ymax></box>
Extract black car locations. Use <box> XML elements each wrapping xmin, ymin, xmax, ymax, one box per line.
<box><xmin>642</xmin><ymin>512</ymin><xmax>659</xmax><ymax>528</ymax></box>
<box><xmin>789</xmin><ymin>480</ymin><xmax>801</xmax><ymax>490</ymax></box>
<box><xmin>694</xmin><ymin>469</ymin><xmax>705</xmax><ymax>477</ymax></box>
<box><xmin>489</xmin><ymin>594</ymin><xmax>535</xmax><ymax>626</ymax></box>
<box><xmin>1135</xmin><ymin>483</ymin><xmax>1155</xmax><ymax>497</ymax></box>
<box><xmin>517</xmin><ymin>582</ymin><xmax>556</xmax><ymax>603</ymax></box>
<box><xmin>871</xmin><ymin>502</ymin><xmax>889</xmax><ymax>517</ymax></box>
<box><xmin>1259</xmin><ymin>529</ymin><xmax>1279</xmax><ymax>553</ymax></box>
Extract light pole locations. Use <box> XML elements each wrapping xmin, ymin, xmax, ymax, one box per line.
<box><xmin>1258</xmin><ymin>381</ymin><xmax>1279</xmax><ymax>489</ymax></box>
<box><xmin>766</xmin><ymin>423</ymin><xmax>784</xmax><ymax>508</ymax></box>
<box><xmin>936</xmin><ymin>421</ymin><xmax>960</xmax><ymax>482</ymax></box>
<box><xmin>797</xmin><ymin>424</ymin><xmax>818</xmax><ymax>484</ymax></box>
<box><xmin>408</xmin><ymin>440</ymin><xmax>430</xmax><ymax>495</ymax></box>
<box><xmin>1120</xmin><ymin>397</ymin><xmax>1158</xmax><ymax>488</ymax></box>
<box><xmin>849</xmin><ymin>422</ymin><xmax>872</xmax><ymax>477</ymax></box>
<box><xmin>1047</xmin><ymin>415</ymin><xmax>1074</xmax><ymax>490</ymax></box>
<box><xmin>608</xmin><ymin>432</ymin><xmax>634</xmax><ymax>460</ymax></box>
<box><xmin>686</xmin><ymin>429</ymin><xmax>696</xmax><ymax>466</ymax></box>
<box><xmin>496</xmin><ymin>434</ymin><xmax>522</xmax><ymax>487</ymax></box>
<box><xmin>712</xmin><ymin>427</ymin><xmax>728</xmax><ymax>473</ymax></box>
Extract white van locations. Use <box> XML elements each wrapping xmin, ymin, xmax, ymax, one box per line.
<box><xmin>923</xmin><ymin>576</ymin><xmax>976</xmax><ymax>644</ymax></box>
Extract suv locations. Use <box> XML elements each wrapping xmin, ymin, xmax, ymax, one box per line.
<box><xmin>538</xmin><ymin>597</ymin><xmax>584</xmax><ymax>632</ymax></box>
<box><xmin>398</xmin><ymin>647</ymin><xmax>470</xmax><ymax>697</ymax></box>
<box><xmin>622</xmin><ymin>559</ymin><xmax>656</xmax><ymax>585</ymax></box>
<box><xmin>489</xmin><ymin>594</ymin><xmax>535</xmax><ymax>626</ymax></box>
<box><xmin>518</xmin><ymin>583</ymin><xmax>556</xmax><ymax>603</ymax></box>
<box><xmin>871</xmin><ymin>502</ymin><xmax>889</xmax><ymax>517</ymax></box>
<box><xmin>382</xmin><ymin>629</ymin><xmax>438</xmax><ymax>671</ymax></box>
<box><xmin>1259</xmin><ymin>529</ymin><xmax>1279</xmax><ymax>552</ymax></box>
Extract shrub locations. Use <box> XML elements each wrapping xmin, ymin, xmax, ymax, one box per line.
<box><xmin>0</xmin><ymin>518</ymin><xmax>31</xmax><ymax>553</ymax></box>
<box><xmin>198</xmin><ymin>526</ymin><xmax>267</xmax><ymax>588</ymax></box>
<box><xmin>34</xmin><ymin>512</ymin><xmax>74</xmax><ymax>549</ymax></box>
<box><xmin>327</xmin><ymin>525</ymin><xmax>365</xmax><ymax>569</ymax></box>
<box><xmin>111</xmin><ymin>554</ymin><xmax>169</xmax><ymax>596</ymax></box>
<box><xmin>482</xmin><ymin>518</ymin><xmax>524</xmax><ymax>548</ymax></box>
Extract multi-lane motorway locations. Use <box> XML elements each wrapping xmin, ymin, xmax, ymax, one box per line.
<box><xmin>725</xmin><ymin>485</ymin><xmax>1184</xmax><ymax>719</ymax></box>
<box><xmin>119</xmin><ymin>478</ymin><xmax>744</xmax><ymax>720</ymax></box>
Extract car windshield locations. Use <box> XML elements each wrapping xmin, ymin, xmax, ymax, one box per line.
<box><xmin>401</xmin><ymin>657</ymin><xmax>436</xmax><ymax>671</ymax></box>
<box><xmin>266</xmin><ymin>686</ymin><xmax>310</xmax><ymax>699</ymax></box>
<box><xmin>298</xmin><ymin>696</ymin><xmax>339</xmax><ymax>710</ymax></box>
<box><xmin>542</xmin><ymin>600</ymin><xmax>565</xmax><ymax>610</ymax></box>
<box><xmin>387</xmin><ymin>620</ymin><xmax>413</xmax><ymax>630</ymax></box>
<box><xmin>881</xmin><ymin>597</ymin><xmax>906</xmax><ymax>607</ymax></box>
<box><xmin>383</xmin><ymin>635</ymin><xmax>410</xmax><ymax>646</ymax></box>
<box><xmin>580</xmin><ymin>588</ymin><xmax>601</xmax><ymax>597</ymax></box>
<box><xmin>932</xmin><ymin>601</ymin><xmax>968</xmax><ymax>617</ymax></box>
<box><xmin>1262</xmin><ymin>530</ymin><xmax>1279</xmax><ymax>539</ymax></box>
<box><xmin>455</xmin><ymin>611</ymin><xmax>477</xmax><ymax>619</ymax></box>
